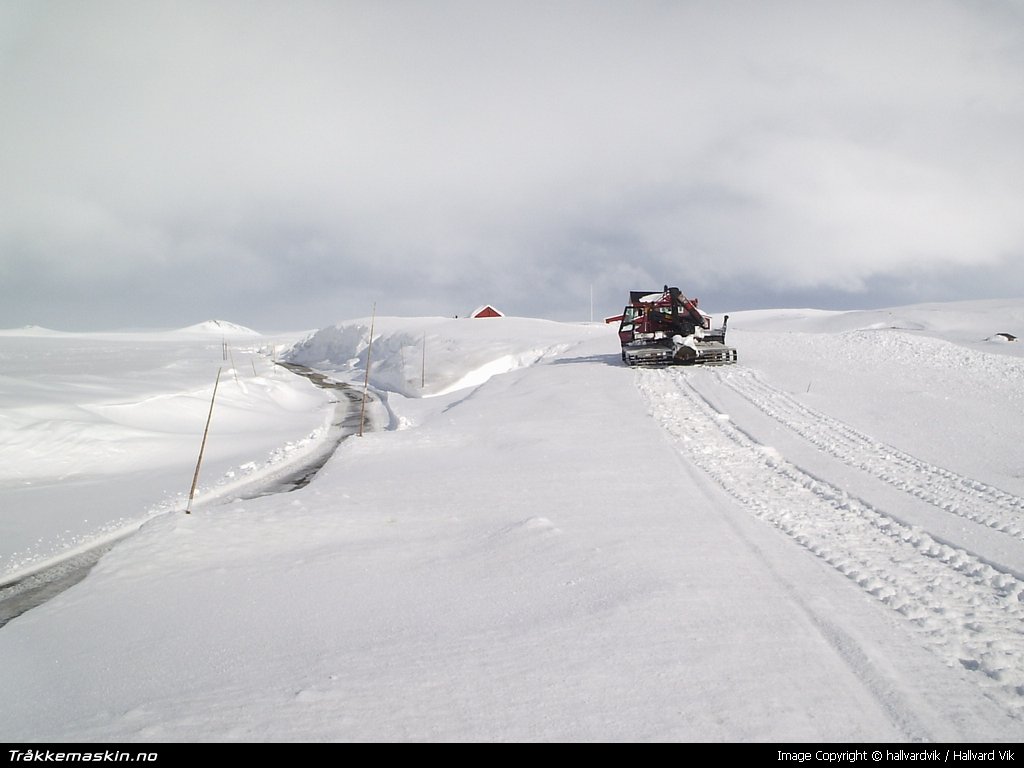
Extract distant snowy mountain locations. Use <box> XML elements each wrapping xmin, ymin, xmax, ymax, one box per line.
<box><xmin>176</xmin><ymin>319</ymin><xmax>262</xmax><ymax>336</ymax></box>
<box><xmin>0</xmin><ymin>325</ymin><xmax>65</xmax><ymax>336</ymax></box>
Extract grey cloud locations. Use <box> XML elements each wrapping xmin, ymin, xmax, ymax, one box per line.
<box><xmin>2</xmin><ymin>0</ymin><xmax>1022</xmax><ymax>330</ymax></box>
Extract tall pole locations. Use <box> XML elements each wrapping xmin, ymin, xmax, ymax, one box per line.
<box><xmin>227</xmin><ymin>345</ymin><xmax>239</xmax><ymax>384</ymax></box>
<box><xmin>186</xmin><ymin>367</ymin><xmax>222</xmax><ymax>514</ymax></box>
<box><xmin>359</xmin><ymin>303</ymin><xmax>376</xmax><ymax>437</ymax></box>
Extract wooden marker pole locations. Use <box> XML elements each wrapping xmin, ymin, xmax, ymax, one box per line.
<box><xmin>227</xmin><ymin>346</ymin><xmax>239</xmax><ymax>384</ymax></box>
<box><xmin>186</xmin><ymin>367</ymin><xmax>222</xmax><ymax>514</ymax></box>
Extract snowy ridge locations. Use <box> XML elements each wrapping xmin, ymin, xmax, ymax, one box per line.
<box><xmin>285</xmin><ymin>316</ymin><xmax>600</xmax><ymax>397</ymax></box>
<box><xmin>637</xmin><ymin>367</ymin><xmax>1024</xmax><ymax>718</ymax></box>
<box><xmin>0</xmin><ymin>325</ymin><xmax>63</xmax><ymax>336</ymax></box>
<box><xmin>730</xmin><ymin>299</ymin><xmax>1024</xmax><ymax>346</ymax></box>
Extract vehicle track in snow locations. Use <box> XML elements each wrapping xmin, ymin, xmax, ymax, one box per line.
<box><xmin>713</xmin><ymin>366</ymin><xmax>1024</xmax><ymax>541</ymax></box>
<box><xmin>636</xmin><ymin>367</ymin><xmax>1024</xmax><ymax>719</ymax></box>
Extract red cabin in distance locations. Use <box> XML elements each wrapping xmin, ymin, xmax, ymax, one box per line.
<box><xmin>470</xmin><ymin>305</ymin><xmax>505</xmax><ymax>318</ymax></box>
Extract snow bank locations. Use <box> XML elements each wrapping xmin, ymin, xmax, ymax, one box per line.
<box><xmin>285</xmin><ymin>316</ymin><xmax>606</xmax><ymax>397</ymax></box>
<box><xmin>0</xmin><ymin>328</ymin><xmax>334</xmax><ymax>580</ymax></box>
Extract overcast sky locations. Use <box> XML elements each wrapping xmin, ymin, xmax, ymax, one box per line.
<box><xmin>2</xmin><ymin>0</ymin><xmax>1022</xmax><ymax>331</ymax></box>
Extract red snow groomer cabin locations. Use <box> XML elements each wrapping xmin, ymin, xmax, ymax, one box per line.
<box><xmin>610</xmin><ymin>286</ymin><xmax>737</xmax><ymax>367</ymax></box>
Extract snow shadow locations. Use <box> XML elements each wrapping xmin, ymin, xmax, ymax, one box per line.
<box><xmin>550</xmin><ymin>353</ymin><xmax>624</xmax><ymax>367</ymax></box>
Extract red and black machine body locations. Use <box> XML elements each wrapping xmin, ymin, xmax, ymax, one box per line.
<box><xmin>610</xmin><ymin>286</ymin><xmax>737</xmax><ymax>366</ymax></box>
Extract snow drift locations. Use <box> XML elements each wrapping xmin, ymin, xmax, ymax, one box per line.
<box><xmin>284</xmin><ymin>315</ymin><xmax>602</xmax><ymax>397</ymax></box>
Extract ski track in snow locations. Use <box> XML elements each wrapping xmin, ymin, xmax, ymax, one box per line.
<box><xmin>636</xmin><ymin>366</ymin><xmax>1024</xmax><ymax>720</ymax></box>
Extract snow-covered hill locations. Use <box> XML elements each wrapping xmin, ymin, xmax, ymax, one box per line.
<box><xmin>176</xmin><ymin>319</ymin><xmax>263</xmax><ymax>337</ymax></box>
<box><xmin>1</xmin><ymin>301</ymin><xmax>1023</xmax><ymax>742</ymax></box>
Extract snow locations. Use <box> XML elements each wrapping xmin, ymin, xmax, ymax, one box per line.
<box><xmin>1</xmin><ymin>301</ymin><xmax>1023</xmax><ymax>742</ymax></box>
